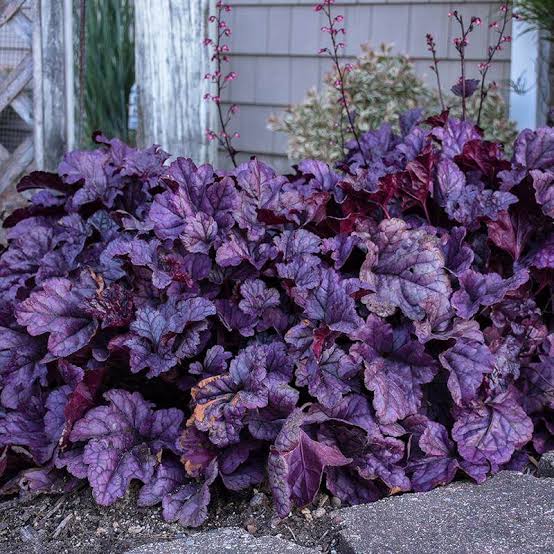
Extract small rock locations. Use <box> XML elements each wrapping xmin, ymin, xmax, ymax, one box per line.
<box><xmin>270</xmin><ymin>516</ymin><xmax>281</xmax><ymax>529</ymax></box>
<box><xmin>317</xmin><ymin>494</ymin><xmax>329</xmax><ymax>508</ymax></box>
<box><xmin>538</xmin><ymin>451</ymin><xmax>554</xmax><ymax>478</ymax></box>
<box><xmin>330</xmin><ymin>497</ymin><xmax>342</xmax><ymax>509</ymax></box>
<box><xmin>20</xmin><ymin>526</ymin><xmax>39</xmax><ymax>543</ymax></box>
<box><xmin>244</xmin><ymin>518</ymin><xmax>257</xmax><ymax>535</ymax></box>
<box><xmin>96</xmin><ymin>527</ymin><xmax>108</xmax><ymax>536</ymax></box>
<box><xmin>313</xmin><ymin>507</ymin><xmax>326</xmax><ymax>519</ymax></box>
<box><xmin>249</xmin><ymin>492</ymin><xmax>267</xmax><ymax>508</ymax></box>
<box><xmin>301</xmin><ymin>507</ymin><xmax>313</xmax><ymax>522</ymax></box>
<box><xmin>128</xmin><ymin>526</ymin><xmax>143</xmax><ymax>535</ymax></box>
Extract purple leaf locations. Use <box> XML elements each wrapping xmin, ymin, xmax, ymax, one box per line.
<box><xmin>296</xmin><ymin>346</ymin><xmax>359</xmax><ymax>408</ymax></box>
<box><xmin>268</xmin><ymin>410</ymin><xmax>350</xmax><ymax>517</ymax></box>
<box><xmin>452</xmin><ymin>269</ymin><xmax>529</xmax><ymax>319</ymax></box>
<box><xmin>69</xmin><ymin>389</ymin><xmax>184</xmax><ymax>505</ymax></box>
<box><xmin>351</xmin><ymin>317</ymin><xmax>438</xmax><ymax>423</ymax></box>
<box><xmin>304</xmin><ymin>268</ymin><xmax>362</xmax><ymax>333</ymax></box>
<box><xmin>439</xmin><ymin>338</ymin><xmax>494</xmax><ymax>406</ymax></box>
<box><xmin>452</xmin><ymin>388</ymin><xmax>533</xmax><ymax>465</ymax></box>
<box><xmin>451</xmin><ymin>78</ymin><xmax>480</xmax><ymax>98</ymax></box>
<box><xmin>360</xmin><ymin>219</ymin><xmax>451</xmax><ymax>322</ymax></box>
<box><xmin>16</xmin><ymin>276</ymin><xmax>98</xmax><ymax>357</ymax></box>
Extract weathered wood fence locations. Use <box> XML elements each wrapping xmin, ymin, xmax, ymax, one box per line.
<box><xmin>0</xmin><ymin>0</ymin><xmax>73</xmax><ymax>197</ymax></box>
<box><xmin>134</xmin><ymin>0</ymin><xmax>216</xmax><ymax>163</ymax></box>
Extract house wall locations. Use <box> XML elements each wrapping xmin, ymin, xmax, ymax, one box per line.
<box><xmin>222</xmin><ymin>0</ymin><xmax>511</xmax><ymax>171</ymax></box>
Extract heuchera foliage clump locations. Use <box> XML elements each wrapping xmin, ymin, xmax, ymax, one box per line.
<box><xmin>0</xmin><ymin>116</ymin><xmax>553</xmax><ymax>525</ymax></box>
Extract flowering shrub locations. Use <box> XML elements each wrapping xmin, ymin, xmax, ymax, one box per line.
<box><xmin>268</xmin><ymin>45</ymin><xmax>517</xmax><ymax>163</ymax></box>
<box><xmin>0</xmin><ymin>114</ymin><xmax>552</xmax><ymax>524</ymax></box>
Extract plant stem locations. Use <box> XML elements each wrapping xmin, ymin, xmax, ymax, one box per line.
<box><xmin>322</xmin><ymin>4</ymin><xmax>368</xmax><ymax>166</ymax></box>
<box><xmin>477</xmin><ymin>4</ymin><xmax>511</xmax><ymax>126</ymax></box>
<box><xmin>213</xmin><ymin>6</ymin><xmax>237</xmax><ymax>167</ymax></box>
<box><xmin>427</xmin><ymin>35</ymin><xmax>445</xmax><ymax>111</ymax></box>
<box><xmin>454</xmin><ymin>13</ymin><xmax>469</xmax><ymax>120</ymax></box>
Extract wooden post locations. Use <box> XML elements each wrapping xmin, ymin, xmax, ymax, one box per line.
<box><xmin>134</xmin><ymin>0</ymin><xmax>217</xmax><ymax>164</ymax></box>
<box><xmin>33</xmin><ymin>0</ymin><xmax>74</xmax><ymax>170</ymax></box>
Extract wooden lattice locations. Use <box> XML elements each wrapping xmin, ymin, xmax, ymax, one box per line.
<box><xmin>0</xmin><ymin>0</ymin><xmax>33</xmax><ymax>195</ymax></box>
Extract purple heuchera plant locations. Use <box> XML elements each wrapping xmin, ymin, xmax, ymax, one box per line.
<box><xmin>0</xmin><ymin>119</ymin><xmax>552</xmax><ymax>525</ymax></box>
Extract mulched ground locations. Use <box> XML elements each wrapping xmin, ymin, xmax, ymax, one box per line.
<box><xmin>0</xmin><ymin>483</ymin><xmax>343</xmax><ymax>554</ymax></box>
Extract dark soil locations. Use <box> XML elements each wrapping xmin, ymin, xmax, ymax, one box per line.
<box><xmin>0</xmin><ymin>484</ymin><xmax>343</xmax><ymax>554</ymax></box>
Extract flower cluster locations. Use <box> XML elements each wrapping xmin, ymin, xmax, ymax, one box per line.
<box><xmin>0</xmin><ymin>114</ymin><xmax>552</xmax><ymax>524</ymax></box>
<box><xmin>203</xmin><ymin>1</ymin><xmax>239</xmax><ymax>166</ymax></box>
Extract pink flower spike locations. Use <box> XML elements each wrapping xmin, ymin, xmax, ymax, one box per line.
<box><xmin>233</xmin><ymin>132</ymin><xmax>240</xmax><ymax>138</ymax></box>
<box><xmin>500</xmin><ymin>4</ymin><xmax>508</xmax><ymax>12</ymax></box>
<box><xmin>314</xmin><ymin>4</ymin><xmax>323</xmax><ymax>11</ymax></box>
<box><xmin>203</xmin><ymin>38</ymin><xmax>212</xmax><ymax>46</ymax></box>
<box><xmin>471</xmin><ymin>16</ymin><xmax>482</xmax><ymax>26</ymax></box>
<box><xmin>334</xmin><ymin>15</ymin><xmax>344</xmax><ymax>22</ymax></box>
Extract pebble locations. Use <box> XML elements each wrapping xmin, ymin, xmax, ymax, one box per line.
<box><xmin>270</xmin><ymin>516</ymin><xmax>281</xmax><ymax>529</ymax></box>
<box><xmin>330</xmin><ymin>496</ymin><xmax>342</xmax><ymax>509</ymax></box>
<box><xmin>313</xmin><ymin>507</ymin><xmax>326</xmax><ymax>519</ymax></box>
<box><xmin>249</xmin><ymin>492</ymin><xmax>267</xmax><ymax>508</ymax></box>
<box><xmin>128</xmin><ymin>526</ymin><xmax>143</xmax><ymax>534</ymax></box>
<box><xmin>301</xmin><ymin>508</ymin><xmax>313</xmax><ymax>522</ymax></box>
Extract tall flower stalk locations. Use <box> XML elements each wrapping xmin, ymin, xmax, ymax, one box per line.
<box><xmin>477</xmin><ymin>3</ymin><xmax>513</xmax><ymax>125</ymax></box>
<box><xmin>204</xmin><ymin>1</ymin><xmax>239</xmax><ymax>167</ymax></box>
<box><xmin>426</xmin><ymin>33</ymin><xmax>445</xmax><ymax>111</ymax></box>
<box><xmin>450</xmin><ymin>11</ymin><xmax>481</xmax><ymax>120</ymax></box>
<box><xmin>316</xmin><ymin>0</ymin><xmax>368</xmax><ymax>166</ymax></box>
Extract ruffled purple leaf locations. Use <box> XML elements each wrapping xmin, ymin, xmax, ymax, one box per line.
<box><xmin>360</xmin><ymin>219</ymin><xmax>451</xmax><ymax>322</ymax></box>
<box><xmin>16</xmin><ymin>276</ymin><xmax>98</xmax><ymax>358</ymax></box>
<box><xmin>452</xmin><ymin>268</ymin><xmax>529</xmax><ymax>319</ymax></box>
<box><xmin>268</xmin><ymin>410</ymin><xmax>350</xmax><ymax>517</ymax></box>
<box><xmin>452</xmin><ymin>388</ymin><xmax>533</xmax><ymax>465</ymax></box>
<box><xmin>69</xmin><ymin>389</ymin><xmax>184</xmax><ymax>505</ymax></box>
